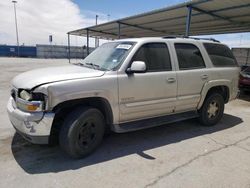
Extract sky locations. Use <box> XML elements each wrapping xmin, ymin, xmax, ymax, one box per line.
<box><xmin>0</xmin><ymin>0</ymin><xmax>249</xmax><ymax>47</ymax></box>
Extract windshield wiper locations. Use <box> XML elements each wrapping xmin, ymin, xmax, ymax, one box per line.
<box><xmin>86</xmin><ymin>62</ymin><xmax>110</xmax><ymax>71</ymax></box>
<box><xmin>75</xmin><ymin>62</ymin><xmax>98</xmax><ymax>69</ymax></box>
<box><xmin>73</xmin><ymin>62</ymin><xmax>93</xmax><ymax>69</ymax></box>
<box><xmin>77</xmin><ymin>62</ymin><xmax>109</xmax><ymax>71</ymax></box>
<box><xmin>85</xmin><ymin>62</ymin><xmax>100</xmax><ymax>70</ymax></box>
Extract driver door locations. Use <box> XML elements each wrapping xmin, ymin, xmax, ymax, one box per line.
<box><xmin>118</xmin><ymin>43</ymin><xmax>177</xmax><ymax>123</ymax></box>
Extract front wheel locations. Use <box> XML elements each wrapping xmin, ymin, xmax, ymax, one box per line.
<box><xmin>59</xmin><ymin>107</ymin><xmax>105</xmax><ymax>158</ymax></box>
<box><xmin>198</xmin><ymin>93</ymin><xmax>225</xmax><ymax>126</ymax></box>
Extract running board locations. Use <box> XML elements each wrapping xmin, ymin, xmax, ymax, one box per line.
<box><xmin>112</xmin><ymin>111</ymin><xmax>198</xmax><ymax>133</ymax></box>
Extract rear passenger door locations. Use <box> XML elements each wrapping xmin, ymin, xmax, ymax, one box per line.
<box><xmin>118</xmin><ymin>43</ymin><xmax>177</xmax><ymax>122</ymax></box>
<box><xmin>174</xmin><ymin>43</ymin><xmax>210</xmax><ymax>112</ymax></box>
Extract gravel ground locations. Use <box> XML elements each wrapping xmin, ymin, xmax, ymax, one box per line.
<box><xmin>0</xmin><ymin>57</ymin><xmax>250</xmax><ymax>188</ymax></box>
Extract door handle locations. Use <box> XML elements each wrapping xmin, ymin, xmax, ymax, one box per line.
<box><xmin>167</xmin><ymin>78</ymin><xmax>176</xmax><ymax>83</ymax></box>
<box><xmin>201</xmin><ymin>74</ymin><xmax>208</xmax><ymax>80</ymax></box>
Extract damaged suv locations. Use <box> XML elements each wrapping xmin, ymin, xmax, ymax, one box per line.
<box><xmin>7</xmin><ymin>37</ymin><xmax>239</xmax><ymax>158</ymax></box>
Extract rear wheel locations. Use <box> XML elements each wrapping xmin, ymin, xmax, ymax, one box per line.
<box><xmin>59</xmin><ymin>107</ymin><xmax>105</xmax><ymax>158</ymax></box>
<box><xmin>198</xmin><ymin>93</ymin><xmax>224</xmax><ymax>126</ymax></box>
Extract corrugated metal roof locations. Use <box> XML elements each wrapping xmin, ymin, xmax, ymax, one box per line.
<box><xmin>68</xmin><ymin>0</ymin><xmax>250</xmax><ymax>39</ymax></box>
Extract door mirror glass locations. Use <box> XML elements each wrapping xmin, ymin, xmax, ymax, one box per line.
<box><xmin>127</xmin><ymin>61</ymin><xmax>146</xmax><ymax>74</ymax></box>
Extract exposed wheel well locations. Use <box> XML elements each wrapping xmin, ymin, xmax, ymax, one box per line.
<box><xmin>49</xmin><ymin>97</ymin><xmax>113</xmax><ymax>144</ymax></box>
<box><xmin>206</xmin><ymin>86</ymin><xmax>229</xmax><ymax>103</ymax></box>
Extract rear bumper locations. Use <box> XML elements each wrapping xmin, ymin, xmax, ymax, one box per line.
<box><xmin>7</xmin><ymin>97</ymin><xmax>55</xmax><ymax>144</ymax></box>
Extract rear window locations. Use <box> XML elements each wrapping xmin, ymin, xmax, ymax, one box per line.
<box><xmin>203</xmin><ymin>43</ymin><xmax>237</xmax><ymax>67</ymax></box>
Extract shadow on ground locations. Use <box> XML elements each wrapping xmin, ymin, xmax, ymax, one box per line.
<box><xmin>11</xmin><ymin>114</ymin><xmax>242</xmax><ymax>174</ymax></box>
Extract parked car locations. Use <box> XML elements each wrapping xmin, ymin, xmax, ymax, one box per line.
<box><xmin>239</xmin><ymin>66</ymin><xmax>250</xmax><ymax>93</ymax></box>
<box><xmin>7</xmin><ymin>37</ymin><xmax>239</xmax><ymax>158</ymax></box>
<box><xmin>241</xmin><ymin>65</ymin><xmax>249</xmax><ymax>71</ymax></box>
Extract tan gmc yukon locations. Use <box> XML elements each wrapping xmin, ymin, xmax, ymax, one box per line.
<box><xmin>7</xmin><ymin>37</ymin><xmax>239</xmax><ymax>158</ymax></box>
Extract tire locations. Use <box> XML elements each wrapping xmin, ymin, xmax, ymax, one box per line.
<box><xmin>59</xmin><ymin>107</ymin><xmax>105</xmax><ymax>158</ymax></box>
<box><xmin>198</xmin><ymin>93</ymin><xmax>225</xmax><ymax>126</ymax></box>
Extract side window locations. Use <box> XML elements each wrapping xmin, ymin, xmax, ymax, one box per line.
<box><xmin>132</xmin><ymin>43</ymin><xmax>172</xmax><ymax>72</ymax></box>
<box><xmin>175</xmin><ymin>43</ymin><xmax>206</xmax><ymax>70</ymax></box>
<box><xmin>203</xmin><ymin>43</ymin><xmax>237</xmax><ymax>67</ymax></box>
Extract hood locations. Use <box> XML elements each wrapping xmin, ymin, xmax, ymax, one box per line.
<box><xmin>241</xmin><ymin>72</ymin><xmax>250</xmax><ymax>79</ymax></box>
<box><xmin>12</xmin><ymin>64</ymin><xmax>105</xmax><ymax>89</ymax></box>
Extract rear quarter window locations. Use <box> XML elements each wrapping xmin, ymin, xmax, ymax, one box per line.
<box><xmin>203</xmin><ymin>43</ymin><xmax>238</xmax><ymax>67</ymax></box>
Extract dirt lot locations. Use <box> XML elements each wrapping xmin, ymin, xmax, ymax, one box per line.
<box><xmin>0</xmin><ymin>57</ymin><xmax>250</xmax><ymax>188</ymax></box>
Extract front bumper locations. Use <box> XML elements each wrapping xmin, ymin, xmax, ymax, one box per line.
<box><xmin>7</xmin><ymin>97</ymin><xmax>55</xmax><ymax>144</ymax></box>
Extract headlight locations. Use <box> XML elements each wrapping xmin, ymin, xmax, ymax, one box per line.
<box><xmin>16</xmin><ymin>90</ymin><xmax>46</xmax><ymax>112</ymax></box>
<box><xmin>16</xmin><ymin>99</ymin><xmax>44</xmax><ymax>112</ymax></box>
<box><xmin>20</xmin><ymin>90</ymin><xmax>32</xmax><ymax>101</ymax></box>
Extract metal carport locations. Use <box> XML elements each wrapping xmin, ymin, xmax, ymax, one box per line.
<box><xmin>68</xmin><ymin>0</ymin><xmax>250</xmax><ymax>55</ymax></box>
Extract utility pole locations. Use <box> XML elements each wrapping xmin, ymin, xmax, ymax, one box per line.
<box><xmin>12</xmin><ymin>0</ymin><xmax>19</xmax><ymax>57</ymax></box>
<box><xmin>95</xmin><ymin>15</ymin><xmax>99</xmax><ymax>48</ymax></box>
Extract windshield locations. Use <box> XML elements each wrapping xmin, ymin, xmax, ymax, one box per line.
<box><xmin>80</xmin><ymin>42</ymin><xmax>135</xmax><ymax>71</ymax></box>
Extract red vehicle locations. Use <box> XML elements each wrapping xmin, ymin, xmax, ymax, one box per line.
<box><xmin>239</xmin><ymin>66</ymin><xmax>250</xmax><ymax>93</ymax></box>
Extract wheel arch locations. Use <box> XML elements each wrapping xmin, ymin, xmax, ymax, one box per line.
<box><xmin>49</xmin><ymin>97</ymin><xmax>113</xmax><ymax>144</ymax></box>
<box><xmin>198</xmin><ymin>80</ymin><xmax>230</xmax><ymax>109</ymax></box>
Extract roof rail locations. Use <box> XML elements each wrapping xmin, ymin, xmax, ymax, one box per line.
<box><xmin>162</xmin><ymin>36</ymin><xmax>220</xmax><ymax>43</ymax></box>
<box><xmin>162</xmin><ymin>36</ymin><xmax>177</xmax><ymax>39</ymax></box>
<box><xmin>184</xmin><ymin>37</ymin><xmax>220</xmax><ymax>43</ymax></box>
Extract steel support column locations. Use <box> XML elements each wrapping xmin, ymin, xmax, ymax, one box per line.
<box><xmin>185</xmin><ymin>5</ymin><xmax>192</xmax><ymax>37</ymax></box>
<box><xmin>12</xmin><ymin>1</ymin><xmax>19</xmax><ymax>57</ymax></box>
<box><xmin>87</xmin><ymin>29</ymin><xmax>89</xmax><ymax>55</ymax></box>
<box><xmin>67</xmin><ymin>33</ymin><xmax>71</xmax><ymax>63</ymax></box>
<box><xmin>95</xmin><ymin>15</ymin><xmax>99</xmax><ymax>47</ymax></box>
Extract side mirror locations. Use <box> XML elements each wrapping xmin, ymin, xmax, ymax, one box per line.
<box><xmin>126</xmin><ymin>61</ymin><xmax>146</xmax><ymax>74</ymax></box>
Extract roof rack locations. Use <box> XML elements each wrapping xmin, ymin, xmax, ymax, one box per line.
<box><xmin>186</xmin><ymin>37</ymin><xmax>220</xmax><ymax>43</ymax></box>
<box><xmin>162</xmin><ymin>36</ymin><xmax>220</xmax><ymax>43</ymax></box>
<box><xmin>162</xmin><ymin>36</ymin><xmax>178</xmax><ymax>39</ymax></box>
